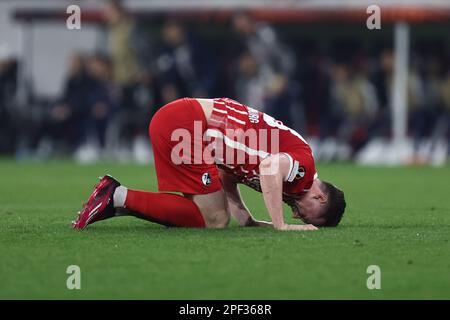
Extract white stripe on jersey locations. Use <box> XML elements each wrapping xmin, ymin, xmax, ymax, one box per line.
<box><xmin>240</xmin><ymin>167</ymin><xmax>249</xmax><ymax>173</ymax></box>
<box><xmin>227</xmin><ymin>115</ymin><xmax>246</xmax><ymax>125</ymax></box>
<box><xmin>288</xmin><ymin>160</ymin><xmax>300</xmax><ymax>183</ymax></box>
<box><xmin>225</xmin><ymin>105</ymin><xmax>248</xmax><ymax>115</ymax></box>
<box><xmin>213</xmin><ymin>105</ymin><xmax>247</xmax><ymax>123</ymax></box>
<box><xmin>209</xmin><ymin>118</ymin><xmax>225</xmax><ymax>126</ymax></box>
<box><xmin>214</xmin><ymin>99</ymin><xmax>248</xmax><ymax>114</ymax></box>
<box><xmin>212</xmin><ymin>107</ymin><xmax>227</xmax><ymax>114</ymax></box>
<box><xmin>205</xmin><ymin>129</ymin><xmax>270</xmax><ymax>159</ymax></box>
<box><xmin>282</xmin><ymin>153</ymin><xmax>294</xmax><ymax>182</ymax></box>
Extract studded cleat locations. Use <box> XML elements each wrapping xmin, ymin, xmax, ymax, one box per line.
<box><xmin>72</xmin><ymin>175</ymin><xmax>121</xmax><ymax>230</ymax></box>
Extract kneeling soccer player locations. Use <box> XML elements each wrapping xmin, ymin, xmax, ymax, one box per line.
<box><xmin>72</xmin><ymin>98</ymin><xmax>346</xmax><ymax>231</ymax></box>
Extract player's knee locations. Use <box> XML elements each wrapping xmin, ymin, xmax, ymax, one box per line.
<box><xmin>206</xmin><ymin>209</ymin><xmax>230</xmax><ymax>229</ymax></box>
<box><xmin>218</xmin><ymin>211</ymin><xmax>230</xmax><ymax>228</ymax></box>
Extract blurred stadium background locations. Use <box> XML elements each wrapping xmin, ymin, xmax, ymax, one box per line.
<box><xmin>1</xmin><ymin>0</ymin><xmax>450</xmax><ymax>300</ymax></box>
<box><xmin>0</xmin><ymin>0</ymin><xmax>449</xmax><ymax>166</ymax></box>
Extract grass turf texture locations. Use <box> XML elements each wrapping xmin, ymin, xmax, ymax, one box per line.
<box><xmin>0</xmin><ymin>159</ymin><xmax>449</xmax><ymax>299</ymax></box>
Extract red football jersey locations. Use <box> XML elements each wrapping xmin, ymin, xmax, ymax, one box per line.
<box><xmin>205</xmin><ymin>98</ymin><xmax>317</xmax><ymax>195</ymax></box>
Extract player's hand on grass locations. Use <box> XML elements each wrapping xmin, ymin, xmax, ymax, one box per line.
<box><xmin>254</xmin><ymin>220</ymin><xmax>274</xmax><ymax>227</ymax></box>
<box><xmin>246</xmin><ymin>218</ymin><xmax>273</xmax><ymax>227</ymax></box>
<box><xmin>277</xmin><ymin>223</ymin><xmax>318</xmax><ymax>231</ymax></box>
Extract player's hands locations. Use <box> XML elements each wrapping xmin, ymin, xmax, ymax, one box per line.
<box><xmin>277</xmin><ymin>223</ymin><xmax>318</xmax><ymax>231</ymax></box>
<box><xmin>246</xmin><ymin>218</ymin><xmax>273</xmax><ymax>228</ymax></box>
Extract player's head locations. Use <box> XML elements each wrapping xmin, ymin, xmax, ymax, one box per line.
<box><xmin>285</xmin><ymin>179</ymin><xmax>346</xmax><ymax>227</ymax></box>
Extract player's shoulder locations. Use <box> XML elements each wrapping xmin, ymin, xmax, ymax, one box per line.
<box><xmin>282</xmin><ymin>149</ymin><xmax>317</xmax><ymax>194</ymax></box>
<box><xmin>215</xmin><ymin>97</ymin><xmax>249</xmax><ymax>110</ymax></box>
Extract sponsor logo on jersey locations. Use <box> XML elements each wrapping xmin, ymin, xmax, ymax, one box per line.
<box><xmin>202</xmin><ymin>173</ymin><xmax>212</xmax><ymax>186</ymax></box>
<box><xmin>295</xmin><ymin>166</ymin><xmax>306</xmax><ymax>180</ymax></box>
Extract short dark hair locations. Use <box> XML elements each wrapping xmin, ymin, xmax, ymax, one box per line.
<box><xmin>320</xmin><ymin>181</ymin><xmax>346</xmax><ymax>227</ymax></box>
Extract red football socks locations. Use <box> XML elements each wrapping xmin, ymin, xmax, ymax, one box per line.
<box><xmin>124</xmin><ymin>189</ymin><xmax>206</xmax><ymax>228</ymax></box>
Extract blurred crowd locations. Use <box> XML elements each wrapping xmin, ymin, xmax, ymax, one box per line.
<box><xmin>1</xmin><ymin>0</ymin><xmax>449</xmax><ymax>163</ymax></box>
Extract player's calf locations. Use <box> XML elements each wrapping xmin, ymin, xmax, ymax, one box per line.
<box><xmin>73</xmin><ymin>176</ymin><xmax>231</xmax><ymax>230</ymax></box>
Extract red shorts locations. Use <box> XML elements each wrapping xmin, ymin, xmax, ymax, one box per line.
<box><xmin>149</xmin><ymin>98</ymin><xmax>222</xmax><ymax>194</ymax></box>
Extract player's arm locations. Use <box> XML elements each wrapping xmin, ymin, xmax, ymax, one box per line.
<box><xmin>219</xmin><ymin>169</ymin><xmax>272</xmax><ymax>227</ymax></box>
<box><xmin>259</xmin><ymin>154</ymin><xmax>318</xmax><ymax>231</ymax></box>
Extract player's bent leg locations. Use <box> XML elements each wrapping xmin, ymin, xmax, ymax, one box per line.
<box><xmin>73</xmin><ymin>172</ymin><xmax>228</xmax><ymax>230</ymax></box>
<box><xmin>120</xmin><ymin>188</ymin><xmax>206</xmax><ymax>228</ymax></box>
<box><xmin>115</xmin><ymin>188</ymin><xmax>230</xmax><ymax>229</ymax></box>
<box><xmin>117</xmin><ymin>187</ymin><xmax>230</xmax><ymax>228</ymax></box>
<box><xmin>73</xmin><ymin>175</ymin><xmax>208</xmax><ymax>229</ymax></box>
<box><xmin>184</xmin><ymin>189</ymin><xmax>230</xmax><ymax>229</ymax></box>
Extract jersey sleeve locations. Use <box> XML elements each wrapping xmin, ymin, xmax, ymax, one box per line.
<box><xmin>282</xmin><ymin>147</ymin><xmax>317</xmax><ymax>194</ymax></box>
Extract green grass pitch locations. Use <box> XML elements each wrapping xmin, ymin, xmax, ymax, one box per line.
<box><xmin>0</xmin><ymin>159</ymin><xmax>449</xmax><ymax>299</ymax></box>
